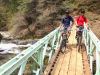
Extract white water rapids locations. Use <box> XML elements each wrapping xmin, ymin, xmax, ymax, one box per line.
<box><xmin>0</xmin><ymin>31</ymin><xmax>38</xmax><ymax>54</ymax></box>
<box><xmin>0</xmin><ymin>43</ymin><xmax>32</xmax><ymax>54</ymax></box>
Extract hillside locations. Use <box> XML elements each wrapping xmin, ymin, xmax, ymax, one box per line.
<box><xmin>76</xmin><ymin>0</ymin><xmax>100</xmax><ymax>39</ymax></box>
<box><xmin>0</xmin><ymin>0</ymin><xmax>100</xmax><ymax>39</ymax></box>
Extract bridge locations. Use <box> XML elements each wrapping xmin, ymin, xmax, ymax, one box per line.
<box><xmin>0</xmin><ymin>23</ymin><xmax>100</xmax><ymax>75</ymax></box>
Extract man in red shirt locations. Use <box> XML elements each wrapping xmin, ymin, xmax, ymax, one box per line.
<box><xmin>75</xmin><ymin>9</ymin><xmax>88</xmax><ymax>38</ymax></box>
<box><xmin>76</xmin><ymin>9</ymin><xmax>87</xmax><ymax>27</ymax></box>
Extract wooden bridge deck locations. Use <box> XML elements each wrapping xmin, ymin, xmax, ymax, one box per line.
<box><xmin>51</xmin><ymin>46</ymin><xmax>83</xmax><ymax>75</ymax></box>
<box><xmin>50</xmin><ymin>26</ymin><xmax>91</xmax><ymax>75</ymax></box>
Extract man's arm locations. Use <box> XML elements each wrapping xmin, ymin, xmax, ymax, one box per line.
<box><xmin>84</xmin><ymin>16</ymin><xmax>90</xmax><ymax>30</ymax></box>
<box><xmin>59</xmin><ymin>18</ymin><xmax>64</xmax><ymax>30</ymax></box>
<box><xmin>84</xmin><ymin>16</ymin><xmax>88</xmax><ymax>23</ymax></box>
<box><xmin>70</xmin><ymin>16</ymin><xmax>74</xmax><ymax>27</ymax></box>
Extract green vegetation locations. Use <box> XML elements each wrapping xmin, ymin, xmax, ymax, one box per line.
<box><xmin>0</xmin><ymin>0</ymin><xmax>32</xmax><ymax>30</ymax></box>
<box><xmin>0</xmin><ymin>0</ymin><xmax>100</xmax><ymax>39</ymax></box>
<box><xmin>62</xmin><ymin>0</ymin><xmax>78</xmax><ymax>9</ymax></box>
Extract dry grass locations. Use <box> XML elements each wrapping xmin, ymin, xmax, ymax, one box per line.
<box><xmin>86</xmin><ymin>12</ymin><xmax>100</xmax><ymax>39</ymax></box>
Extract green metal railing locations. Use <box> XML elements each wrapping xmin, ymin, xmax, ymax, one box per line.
<box><xmin>0</xmin><ymin>27</ymin><xmax>62</xmax><ymax>75</ymax></box>
<box><xmin>83</xmin><ymin>23</ymin><xmax>100</xmax><ymax>75</ymax></box>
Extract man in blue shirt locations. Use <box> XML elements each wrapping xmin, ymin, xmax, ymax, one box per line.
<box><xmin>61</xmin><ymin>10</ymin><xmax>74</xmax><ymax>38</ymax></box>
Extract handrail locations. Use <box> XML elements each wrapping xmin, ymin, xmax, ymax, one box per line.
<box><xmin>83</xmin><ymin>23</ymin><xmax>100</xmax><ymax>75</ymax></box>
<box><xmin>0</xmin><ymin>27</ymin><xmax>62</xmax><ymax>75</ymax></box>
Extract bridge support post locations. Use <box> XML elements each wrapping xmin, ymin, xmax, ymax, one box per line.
<box><xmin>18</xmin><ymin>61</ymin><xmax>27</xmax><ymax>75</ymax></box>
<box><xmin>89</xmin><ymin>39</ymin><xmax>94</xmax><ymax>74</ymax></box>
<box><xmin>55</xmin><ymin>32</ymin><xmax>61</xmax><ymax>50</ymax></box>
<box><xmin>95</xmin><ymin>48</ymin><xmax>100</xmax><ymax>75</ymax></box>
<box><xmin>87</xmin><ymin>32</ymin><xmax>90</xmax><ymax>54</ymax></box>
<box><xmin>90</xmin><ymin>55</ymin><xmax>93</xmax><ymax>74</ymax></box>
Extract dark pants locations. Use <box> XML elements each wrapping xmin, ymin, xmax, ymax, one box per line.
<box><xmin>76</xmin><ymin>26</ymin><xmax>84</xmax><ymax>38</ymax></box>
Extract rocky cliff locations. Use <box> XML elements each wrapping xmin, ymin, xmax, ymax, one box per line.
<box><xmin>0</xmin><ymin>0</ymin><xmax>100</xmax><ymax>39</ymax></box>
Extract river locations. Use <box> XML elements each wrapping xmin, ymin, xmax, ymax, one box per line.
<box><xmin>0</xmin><ymin>31</ymin><xmax>38</xmax><ymax>66</ymax></box>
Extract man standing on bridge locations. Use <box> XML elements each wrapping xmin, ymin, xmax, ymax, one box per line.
<box><xmin>75</xmin><ymin>8</ymin><xmax>88</xmax><ymax>39</ymax></box>
<box><xmin>61</xmin><ymin>9</ymin><xmax>74</xmax><ymax>41</ymax></box>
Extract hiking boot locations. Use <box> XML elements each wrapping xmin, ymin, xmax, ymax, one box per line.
<box><xmin>75</xmin><ymin>36</ymin><xmax>77</xmax><ymax>39</ymax></box>
<box><xmin>66</xmin><ymin>39</ymin><xmax>68</xmax><ymax>43</ymax></box>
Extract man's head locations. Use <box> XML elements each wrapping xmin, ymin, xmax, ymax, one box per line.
<box><xmin>79</xmin><ymin>8</ymin><xmax>85</xmax><ymax>15</ymax></box>
<box><xmin>65</xmin><ymin>10</ymin><xmax>70</xmax><ymax>16</ymax></box>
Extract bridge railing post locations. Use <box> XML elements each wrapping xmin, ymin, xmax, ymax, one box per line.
<box><xmin>89</xmin><ymin>39</ymin><xmax>95</xmax><ymax>74</ymax></box>
<box><xmin>18</xmin><ymin>61</ymin><xmax>27</xmax><ymax>75</ymax></box>
<box><xmin>90</xmin><ymin>55</ymin><xmax>93</xmax><ymax>74</ymax></box>
<box><xmin>55</xmin><ymin>31</ymin><xmax>61</xmax><ymax>49</ymax></box>
<box><xmin>83</xmin><ymin>25</ymin><xmax>90</xmax><ymax>54</ymax></box>
<box><xmin>95</xmin><ymin>47</ymin><xmax>100</xmax><ymax>75</ymax></box>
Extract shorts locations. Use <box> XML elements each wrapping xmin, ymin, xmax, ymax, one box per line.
<box><xmin>76</xmin><ymin>26</ymin><xmax>84</xmax><ymax>32</ymax></box>
<box><xmin>63</xmin><ymin>26</ymin><xmax>71</xmax><ymax>33</ymax></box>
<box><xmin>76</xmin><ymin>26</ymin><xmax>84</xmax><ymax>36</ymax></box>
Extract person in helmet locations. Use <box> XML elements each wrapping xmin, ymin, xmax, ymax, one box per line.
<box><xmin>61</xmin><ymin>10</ymin><xmax>74</xmax><ymax>40</ymax></box>
<box><xmin>75</xmin><ymin>9</ymin><xmax>88</xmax><ymax>39</ymax></box>
<box><xmin>76</xmin><ymin>9</ymin><xmax>87</xmax><ymax>27</ymax></box>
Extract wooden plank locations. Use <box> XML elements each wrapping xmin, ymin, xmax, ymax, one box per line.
<box><xmin>67</xmin><ymin>48</ymin><xmax>77</xmax><ymax>75</ymax></box>
<box><xmin>51</xmin><ymin>54</ymin><xmax>64</xmax><ymax>75</ymax></box>
<box><xmin>76</xmin><ymin>51</ymin><xmax>83</xmax><ymax>75</ymax></box>
<box><xmin>82</xmin><ymin>46</ymin><xmax>91</xmax><ymax>75</ymax></box>
<box><xmin>59</xmin><ymin>51</ymin><xmax>71</xmax><ymax>75</ymax></box>
<box><xmin>43</xmin><ymin>49</ymin><xmax>60</xmax><ymax>75</ymax></box>
<box><xmin>58</xmin><ymin>54</ymin><xmax>66</xmax><ymax>75</ymax></box>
